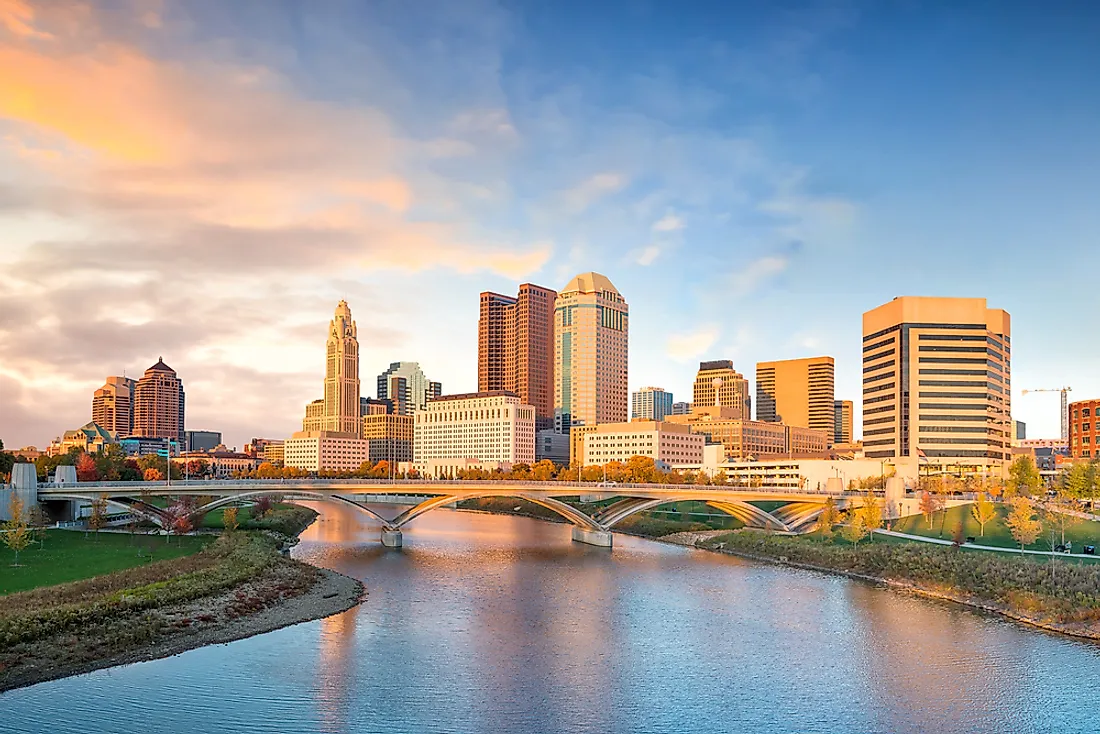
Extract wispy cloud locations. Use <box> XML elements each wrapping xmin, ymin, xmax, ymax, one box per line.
<box><xmin>666</xmin><ymin>325</ymin><xmax>721</xmax><ymax>364</ymax></box>
<box><xmin>636</xmin><ymin>245</ymin><xmax>661</xmax><ymax>266</ymax></box>
<box><xmin>652</xmin><ymin>213</ymin><xmax>684</xmax><ymax>232</ymax></box>
<box><xmin>561</xmin><ymin>172</ymin><xmax>628</xmax><ymax>213</ymax></box>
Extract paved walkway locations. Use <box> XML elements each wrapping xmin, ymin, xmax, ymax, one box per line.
<box><xmin>875</xmin><ymin>528</ymin><xmax>1098</xmax><ymax>559</ymax></box>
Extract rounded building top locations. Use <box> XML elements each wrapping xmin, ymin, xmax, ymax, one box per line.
<box><xmin>560</xmin><ymin>272</ymin><xmax>621</xmax><ymax>297</ymax></box>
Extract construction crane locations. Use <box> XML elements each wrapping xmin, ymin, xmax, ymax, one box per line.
<box><xmin>1020</xmin><ymin>387</ymin><xmax>1072</xmax><ymax>442</ymax></box>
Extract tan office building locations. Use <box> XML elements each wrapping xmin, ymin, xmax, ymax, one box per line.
<box><xmin>862</xmin><ymin>296</ymin><xmax>1011</xmax><ymax>473</ymax></box>
<box><xmin>362</xmin><ymin>412</ymin><xmax>414</xmax><ymax>464</ymax></box>
<box><xmin>285</xmin><ymin>432</ymin><xmax>369</xmax><ymax>472</ymax></box>
<box><xmin>756</xmin><ymin>356</ymin><xmax>835</xmax><ymax>444</ymax></box>
<box><xmin>553</xmin><ymin>272</ymin><xmax>629</xmax><ymax>431</ymax></box>
<box><xmin>413</xmin><ymin>391</ymin><xmax>536</xmax><ymax>476</ymax></box>
<box><xmin>479</xmin><ymin>283</ymin><xmax>557</xmax><ymax>431</ymax></box>
<box><xmin>692</xmin><ymin>360</ymin><xmax>750</xmax><ymax>418</ymax></box>
<box><xmin>132</xmin><ymin>358</ymin><xmax>185</xmax><ymax>442</ymax></box>
<box><xmin>582</xmin><ymin>421</ymin><xmax>704</xmax><ymax>468</ymax></box>
<box><xmin>834</xmin><ymin>400</ymin><xmax>854</xmax><ymax>444</ymax></box>
<box><xmin>665</xmin><ymin>406</ymin><xmax>828</xmax><ymax>461</ymax></box>
<box><xmin>92</xmin><ymin>375</ymin><xmax>137</xmax><ymax>437</ymax></box>
<box><xmin>302</xmin><ymin>301</ymin><xmax>362</xmax><ymax>436</ymax></box>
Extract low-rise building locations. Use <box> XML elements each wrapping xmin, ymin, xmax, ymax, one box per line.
<box><xmin>569</xmin><ymin>424</ymin><xmax>598</xmax><ymax>467</ymax></box>
<box><xmin>1070</xmin><ymin>399</ymin><xmax>1099</xmax><ymax>459</ymax></box>
<box><xmin>362</xmin><ymin>412</ymin><xmax>414</xmax><ymax>464</ymax></box>
<box><xmin>173</xmin><ymin>450</ymin><xmax>259</xmax><ymax>478</ymax></box>
<box><xmin>665</xmin><ymin>406</ymin><xmax>829</xmax><ymax>461</ymax></box>
<box><xmin>413</xmin><ymin>391</ymin><xmax>535</xmax><ymax>477</ymax></box>
<box><xmin>119</xmin><ymin>435</ymin><xmax>181</xmax><ymax>457</ymax></box>
<box><xmin>671</xmin><ymin>402</ymin><xmax>693</xmax><ymax>415</ymax></box>
<box><xmin>244</xmin><ymin>437</ymin><xmax>284</xmax><ymax>459</ymax></box>
<box><xmin>670</xmin><ymin>455</ymin><xmax>912</xmax><ymax>492</ymax></box>
<box><xmin>536</xmin><ymin>429</ymin><xmax>570</xmax><ymax>465</ymax></box>
<box><xmin>185</xmin><ymin>430</ymin><xmax>222</xmax><ymax>453</ymax></box>
<box><xmin>582</xmin><ymin>421</ymin><xmax>705</xmax><ymax>469</ymax></box>
<box><xmin>262</xmin><ymin>442</ymin><xmax>285</xmax><ymax>466</ymax></box>
<box><xmin>284</xmin><ymin>431</ymin><xmax>369</xmax><ymax>472</ymax></box>
<box><xmin>48</xmin><ymin>422</ymin><xmax>118</xmax><ymax>456</ymax></box>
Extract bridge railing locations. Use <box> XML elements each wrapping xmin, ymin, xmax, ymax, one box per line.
<box><xmin>36</xmin><ymin>477</ymin><xmax>871</xmax><ymax>496</ymax></box>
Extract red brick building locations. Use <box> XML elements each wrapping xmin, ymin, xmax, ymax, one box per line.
<box><xmin>1069</xmin><ymin>399</ymin><xmax>1100</xmax><ymax>459</ymax></box>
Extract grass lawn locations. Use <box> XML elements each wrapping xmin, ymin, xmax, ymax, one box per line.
<box><xmin>0</xmin><ymin>530</ymin><xmax>213</xmax><ymax>596</ymax></box>
<box><xmin>891</xmin><ymin>503</ymin><xmax>1100</xmax><ymax>552</ymax></box>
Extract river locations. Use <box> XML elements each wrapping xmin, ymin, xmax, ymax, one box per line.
<box><xmin>5</xmin><ymin>504</ymin><xmax>1100</xmax><ymax>733</ymax></box>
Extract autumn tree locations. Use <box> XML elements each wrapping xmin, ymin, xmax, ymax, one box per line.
<box><xmin>87</xmin><ymin>495</ymin><xmax>108</xmax><ymax>540</ymax></box>
<box><xmin>75</xmin><ymin>453</ymin><xmax>100</xmax><ymax>482</ymax></box>
<box><xmin>970</xmin><ymin>493</ymin><xmax>996</xmax><ymax>537</ymax></box>
<box><xmin>1008</xmin><ymin>455</ymin><xmax>1041</xmax><ymax>498</ymax></box>
<box><xmin>817</xmin><ymin>497</ymin><xmax>839</xmax><ymax>538</ymax></box>
<box><xmin>919</xmin><ymin>491</ymin><xmax>941</xmax><ymax>529</ymax></box>
<box><xmin>531</xmin><ymin>459</ymin><xmax>556</xmax><ymax>482</ymax></box>
<box><xmin>858</xmin><ymin>492</ymin><xmax>883</xmax><ymax>542</ymax></box>
<box><xmin>1005</xmin><ymin>497</ymin><xmax>1042</xmax><ymax>553</ymax></box>
<box><xmin>2</xmin><ymin>495</ymin><xmax>33</xmax><ymax>565</ymax></box>
<box><xmin>143</xmin><ymin>467</ymin><xmax>163</xmax><ymax>482</ymax></box>
<box><xmin>841</xmin><ymin>510</ymin><xmax>868</xmax><ymax>546</ymax></box>
<box><xmin>252</xmin><ymin>495</ymin><xmax>274</xmax><ymax>520</ymax></box>
<box><xmin>223</xmin><ymin>506</ymin><xmax>239</xmax><ymax>532</ymax></box>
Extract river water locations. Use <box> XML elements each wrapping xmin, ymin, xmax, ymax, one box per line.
<box><xmin>6</xmin><ymin>504</ymin><xmax>1100</xmax><ymax>733</ymax></box>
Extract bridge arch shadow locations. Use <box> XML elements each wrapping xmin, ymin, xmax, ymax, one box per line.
<box><xmin>388</xmin><ymin>492</ymin><xmax>605</xmax><ymax>531</ymax></box>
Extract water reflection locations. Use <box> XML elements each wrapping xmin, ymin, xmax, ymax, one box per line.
<box><xmin>5</xmin><ymin>502</ymin><xmax>1100</xmax><ymax>734</ymax></box>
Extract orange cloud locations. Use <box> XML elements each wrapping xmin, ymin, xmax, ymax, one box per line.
<box><xmin>0</xmin><ymin>0</ymin><xmax>53</xmax><ymax>39</ymax></box>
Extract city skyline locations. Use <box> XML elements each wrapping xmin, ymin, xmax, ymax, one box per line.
<box><xmin>2</xmin><ymin>1</ymin><xmax>1099</xmax><ymax>451</ymax></box>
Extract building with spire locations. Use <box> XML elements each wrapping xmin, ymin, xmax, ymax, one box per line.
<box><xmin>553</xmin><ymin>272</ymin><xmax>629</xmax><ymax>433</ymax></box>
<box><xmin>92</xmin><ymin>375</ymin><xmax>136</xmax><ymax>436</ymax></box>
<box><xmin>302</xmin><ymin>300</ymin><xmax>362</xmax><ymax>436</ymax></box>
<box><xmin>132</xmin><ymin>358</ymin><xmax>185</xmax><ymax>442</ymax></box>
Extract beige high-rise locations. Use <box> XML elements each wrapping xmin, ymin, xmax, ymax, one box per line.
<box><xmin>692</xmin><ymin>361</ymin><xmax>750</xmax><ymax>418</ymax></box>
<box><xmin>756</xmin><ymin>356</ymin><xmax>836</xmax><ymax>443</ymax></box>
<box><xmin>862</xmin><ymin>296</ymin><xmax>1011</xmax><ymax>472</ymax></box>
<box><xmin>92</xmin><ymin>375</ymin><xmax>136</xmax><ymax>436</ymax></box>
<box><xmin>302</xmin><ymin>301</ymin><xmax>362</xmax><ymax>436</ymax></box>
<box><xmin>132</xmin><ymin>358</ymin><xmax>185</xmax><ymax>441</ymax></box>
<box><xmin>553</xmin><ymin>272</ymin><xmax>628</xmax><ymax>431</ymax></box>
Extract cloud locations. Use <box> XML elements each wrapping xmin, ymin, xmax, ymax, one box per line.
<box><xmin>0</xmin><ymin>0</ymin><xmax>53</xmax><ymax>39</ymax></box>
<box><xmin>652</xmin><ymin>213</ymin><xmax>684</xmax><ymax>232</ymax></box>
<box><xmin>561</xmin><ymin>172</ymin><xmax>628</xmax><ymax>213</ymax></box>
<box><xmin>666</xmin><ymin>326</ymin><xmax>721</xmax><ymax>364</ymax></box>
<box><xmin>635</xmin><ymin>245</ymin><xmax>660</xmax><ymax>266</ymax></box>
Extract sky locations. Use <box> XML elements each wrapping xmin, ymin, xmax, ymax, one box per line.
<box><xmin>1</xmin><ymin>0</ymin><xmax>1098</xmax><ymax>451</ymax></box>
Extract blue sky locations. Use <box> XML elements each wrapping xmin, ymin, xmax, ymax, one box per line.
<box><xmin>1</xmin><ymin>0</ymin><xmax>1098</xmax><ymax>450</ymax></box>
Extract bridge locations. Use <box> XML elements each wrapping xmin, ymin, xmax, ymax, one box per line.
<box><xmin>27</xmin><ymin>476</ymin><xmax>878</xmax><ymax>548</ymax></box>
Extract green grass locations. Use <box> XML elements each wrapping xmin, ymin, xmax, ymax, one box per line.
<box><xmin>891</xmin><ymin>503</ymin><xmax>1100</xmax><ymax>552</ymax></box>
<box><xmin>0</xmin><ymin>531</ymin><xmax>213</xmax><ymax>596</ymax></box>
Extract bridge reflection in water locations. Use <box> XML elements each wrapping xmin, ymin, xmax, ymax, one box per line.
<box><xmin>35</xmin><ymin>479</ymin><xmax>878</xmax><ymax>548</ymax></box>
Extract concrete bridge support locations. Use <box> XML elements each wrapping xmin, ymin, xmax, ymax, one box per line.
<box><xmin>381</xmin><ymin>529</ymin><xmax>403</xmax><ymax>548</ymax></box>
<box><xmin>571</xmin><ymin>527</ymin><xmax>613</xmax><ymax>548</ymax></box>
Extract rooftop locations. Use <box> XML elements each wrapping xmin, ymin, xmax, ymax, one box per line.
<box><xmin>560</xmin><ymin>271</ymin><xmax>620</xmax><ymax>296</ymax></box>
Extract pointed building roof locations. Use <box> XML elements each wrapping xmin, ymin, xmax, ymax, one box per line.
<box><xmin>560</xmin><ymin>271</ymin><xmax>620</xmax><ymax>296</ymax></box>
<box><xmin>146</xmin><ymin>357</ymin><xmax>175</xmax><ymax>373</ymax></box>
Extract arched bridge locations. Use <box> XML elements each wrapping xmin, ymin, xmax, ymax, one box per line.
<box><xmin>35</xmin><ymin>479</ymin><xmax>872</xmax><ymax>548</ymax></box>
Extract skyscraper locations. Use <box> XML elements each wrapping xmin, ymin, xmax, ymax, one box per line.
<box><xmin>553</xmin><ymin>272</ymin><xmax>628</xmax><ymax>431</ymax></box>
<box><xmin>302</xmin><ymin>300</ymin><xmax>362</xmax><ymax>436</ymax></box>
<box><xmin>478</xmin><ymin>283</ymin><xmax>557</xmax><ymax>430</ymax></box>
<box><xmin>132</xmin><ymin>358</ymin><xmax>185</xmax><ymax>442</ymax></box>
<box><xmin>692</xmin><ymin>361</ymin><xmax>750</xmax><ymax>418</ymax></box>
<box><xmin>92</xmin><ymin>375</ymin><xmax>136</xmax><ymax>436</ymax></box>
<box><xmin>861</xmin><ymin>296</ymin><xmax>1011</xmax><ymax>472</ymax></box>
<box><xmin>377</xmin><ymin>361</ymin><xmax>442</xmax><ymax>416</ymax></box>
<box><xmin>834</xmin><ymin>400</ymin><xmax>854</xmax><ymax>444</ymax></box>
<box><xmin>631</xmin><ymin>387</ymin><xmax>674</xmax><ymax>421</ymax></box>
<box><xmin>756</xmin><ymin>356</ymin><xmax>836</xmax><ymax>444</ymax></box>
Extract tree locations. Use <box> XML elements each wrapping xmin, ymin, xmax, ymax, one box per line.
<box><xmin>87</xmin><ymin>495</ymin><xmax>108</xmax><ymax>539</ymax></box>
<box><xmin>919</xmin><ymin>491</ymin><xmax>942</xmax><ymax>529</ymax></box>
<box><xmin>858</xmin><ymin>492</ymin><xmax>883</xmax><ymax>541</ymax></box>
<box><xmin>841</xmin><ymin>510</ymin><xmax>868</xmax><ymax>546</ymax></box>
<box><xmin>2</xmin><ymin>495</ymin><xmax>33</xmax><ymax>565</ymax></box>
<box><xmin>951</xmin><ymin>520</ymin><xmax>966</xmax><ymax>548</ymax></box>
<box><xmin>223</xmin><ymin>506</ymin><xmax>239</xmax><ymax>532</ymax></box>
<box><xmin>143</xmin><ymin>467</ymin><xmax>163</xmax><ymax>481</ymax></box>
<box><xmin>1043</xmin><ymin>500</ymin><xmax>1074</xmax><ymax>547</ymax></box>
<box><xmin>817</xmin><ymin>497</ymin><xmax>839</xmax><ymax>538</ymax></box>
<box><xmin>1005</xmin><ymin>497</ymin><xmax>1042</xmax><ymax>553</ymax></box>
<box><xmin>531</xmin><ymin>459</ymin><xmax>556</xmax><ymax>482</ymax></box>
<box><xmin>0</xmin><ymin>441</ymin><xmax>15</xmax><ymax>481</ymax></box>
<box><xmin>970</xmin><ymin>493</ymin><xmax>996</xmax><ymax>537</ymax></box>
<box><xmin>75</xmin><ymin>453</ymin><xmax>100</xmax><ymax>482</ymax></box>
<box><xmin>1008</xmin><ymin>456</ymin><xmax>1041</xmax><ymax>498</ymax></box>
<box><xmin>252</xmin><ymin>495</ymin><xmax>274</xmax><ymax>520</ymax></box>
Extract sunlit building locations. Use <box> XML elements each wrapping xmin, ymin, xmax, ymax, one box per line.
<box><xmin>378</xmin><ymin>361</ymin><xmax>442</xmax><ymax>416</ymax></box>
<box><xmin>582</xmin><ymin>421</ymin><xmax>704</xmax><ymax>469</ymax></box>
<box><xmin>302</xmin><ymin>301</ymin><xmax>362</xmax><ymax>436</ymax></box>
<box><xmin>413</xmin><ymin>391</ymin><xmax>535</xmax><ymax>477</ymax></box>
<box><xmin>631</xmin><ymin>386</ymin><xmax>674</xmax><ymax>421</ymax></box>
<box><xmin>285</xmin><ymin>432</ymin><xmax>369</xmax><ymax>473</ymax></box>
<box><xmin>1069</xmin><ymin>399</ymin><xmax>1100</xmax><ymax>459</ymax></box>
<box><xmin>692</xmin><ymin>361</ymin><xmax>750</xmax><ymax>418</ymax></box>
<box><xmin>132</xmin><ymin>358</ymin><xmax>185</xmax><ymax>442</ymax></box>
<box><xmin>756</xmin><ymin>356</ymin><xmax>836</xmax><ymax>444</ymax></box>
<box><xmin>92</xmin><ymin>376</ymin><xmax>136</xmax><ymax>437</ymax></box>
<box><xmin>834</xmin><ymin>400</ymin><xmax>854</xmax><ymax>445</ymax></box>
<box><xmin>665</xmin><ymin>406</ymin><xmax>829</xmax><ymax>461</ymax></box>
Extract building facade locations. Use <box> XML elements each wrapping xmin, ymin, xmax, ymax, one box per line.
<box><xmin>478</xmin><ymin>283</ymin><xmax>557</xmax><ymax>431</ymax></box>
<box><xmin>834</xmin><ymin>400</ymin><xmax>854</xmax><ymax>444</ymax></box>
<box><xmin>132</xmin><ymin>358</ymin><xmax>185</xmax><ymax>442</ymax></box>
<box><xmin>413</xmin><ymin>391</ymin><xmax>535</xmax><ymax>476</ymax></box>
<box><xmin>665</xmin><ymin>406</ymin><xmax>829</xmax><ymax>461</ymax></box>
<box><xmin>185</xmin><ymin>430</ymin><xmax>222</xmax><ymax>452</ymax></box>
<box><xmin>48</xmin><ymin>422</ymin><xmax>117</xmax><ymax>456</ymax></box>
<box><xmin>692</xmin><ymin>361</ymin><xmax>750</xmax><ymax>418</ymax></box>
<box><xmin>1069</xmin><ymin>399</ymin><xmax>1100</xmax><ymax>459</ymax></box>
<box><xmin>362</xmin><ymin>412</ymin><xmax>414</xmax><ymax>464</ymax></box>
<box><xmin>284</xmin><ymin>432</ymin><xmax>370</xmax><ymax>472</ymax></box>
<box><xmin>553</xmin><ymin>272</ymin><xmax>629</xmax><ymax>432</ymax></box>
<box><xmin>631</xmin><ymin>386</ymin><xmax>674</xmax><ymax>421</ymax></box>
<box><xmin>536</xmin><ymin>429</ymin><xmax>570</xmax><ymax>464</ymax></box>
<box><xmin>173</xmin><ymin>451</ymin><xmax>258</xmax><ymax>478</ymax></box>
<box><xmin>302</xmin><ymin>301</ymin><xmax>362</xmax><ymax>436</ymax></box>
<box><xmin>378</xmin><ymin>361</ymin><xmax>443</xmax><ymax>416</ymax></box>
<box><xmin>861</xmin><ymin>296</ymin><xmax>1012</xmax><ymax>474</ymax></box>
<box><xmin>671</xmin><ymin>402</ymin><xmax>693</xmax><ymax>415</ymax></box>
<box><xmin>756</xmin><ymin>356</ymin><xmax>836</xmax><ymax>444</ymax></box>
<box><xmin>92</xmin><ymin>376</ymin><xmax>136</xmax><ymax>436</ymax></box>
<box><xmin>582</xmin><ymin>421</ymin><xmax>704</xmax><ymax>469</ymax></box>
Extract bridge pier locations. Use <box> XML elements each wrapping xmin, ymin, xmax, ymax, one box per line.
<box><xmin>571</xmin><ymin>527</ymin><xmax>613</xmax><ymax>548</ymax></box>
<box><xmin>381</xmin><ymin>529</ymin><xmax>403</xmax><ymax>548</ymax></box>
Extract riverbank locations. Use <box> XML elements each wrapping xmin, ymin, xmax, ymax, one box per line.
<box><xmin>670</xmin><ymin>529</ymin><xmax>1100</xmax><ymax>642</ymax></box>
<box><xmin>0</xmin><ymin>514</ymin><xmax>364</xmax><ymax>693</ymax></box>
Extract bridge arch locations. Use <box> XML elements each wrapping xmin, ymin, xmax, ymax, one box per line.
<box><xmin>192</xmin><ymin>491</ymin><xmax>396</xmax><ymax>527</ymax></box>
<box><xmin>389</xmin><ymin>492</ymin><xmax>604</xmax><ymax>532</ymax></box>
<box><xmin>595</xmin><ymin>496</ymin><xmax>792</xmax><ymax>532</ymax></box>
<box><xmin>38</xmin><ymin>493</ymin><xmax>171</xmax><ymax>528</ymax></box>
